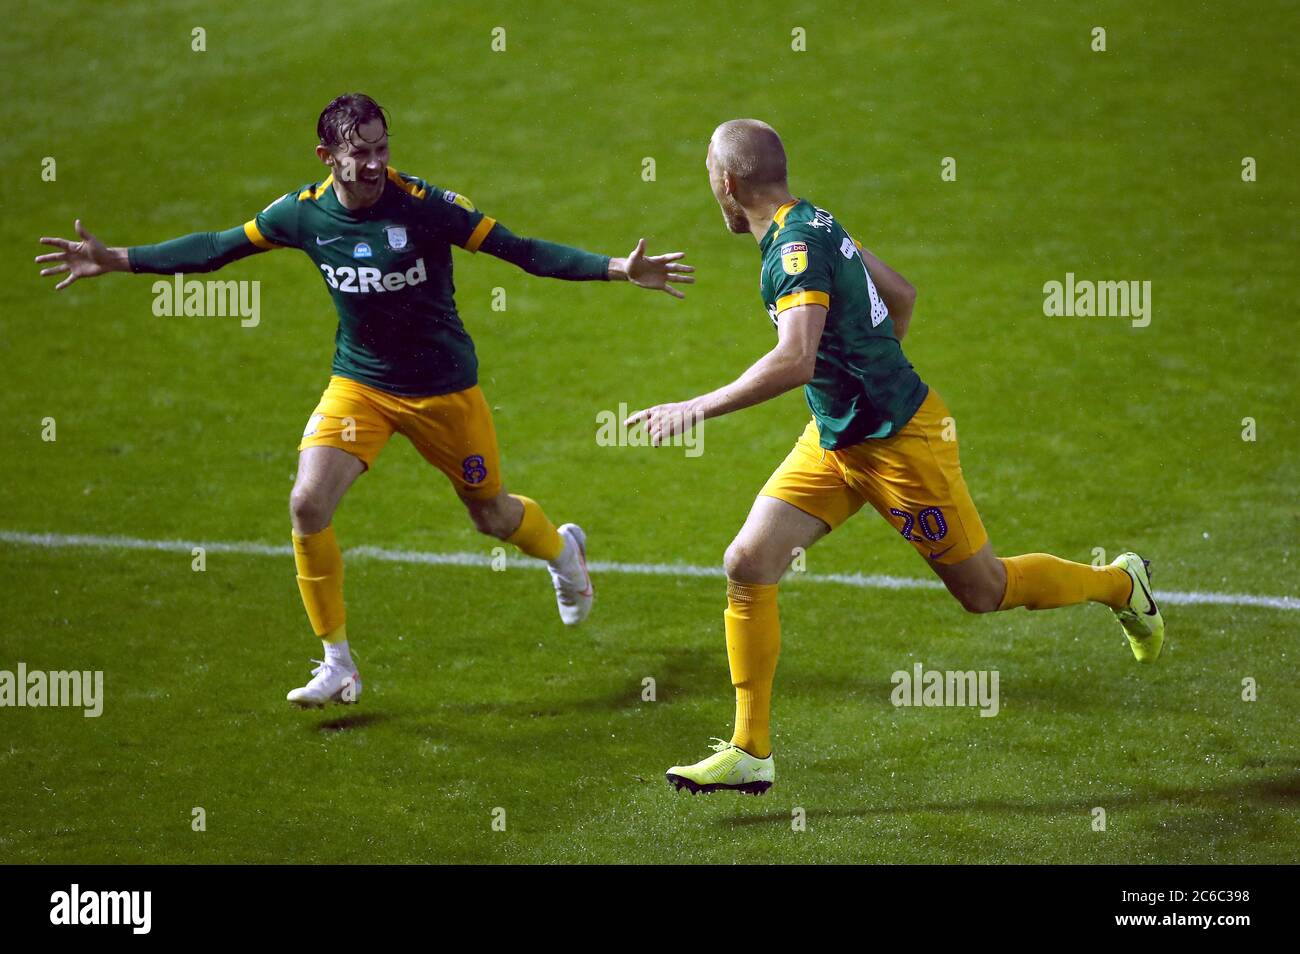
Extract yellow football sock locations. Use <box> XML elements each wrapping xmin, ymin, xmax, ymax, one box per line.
<box><xmin>505</xmin><ymin>494</ymin><xmax>565</xmax><ymax>562</ymax></box>
<box><xmin>725</xmin><ymin>580</ymin><xmax>780</xmax><ymax>759</ymax></box>
<box><xmin>998</xmin><ymin>553</ymin><xmax>1130</xmax><ymax>611</ymax></box>
<box><xmin>292</xmin><ymin>525</ymin><xmax>346</xmax><ymax>637</ymax></box>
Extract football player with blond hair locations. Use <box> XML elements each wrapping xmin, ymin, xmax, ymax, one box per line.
<box><xmin>628</xmin><ymin>119</ymin><xmax>1163</xmax><ymax>794</ymax></box>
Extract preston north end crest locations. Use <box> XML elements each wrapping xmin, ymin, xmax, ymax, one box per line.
<box><xmin>384</xmin><ymin>226</ymin><xmax>408</xmax><ymax>250</ymax></box>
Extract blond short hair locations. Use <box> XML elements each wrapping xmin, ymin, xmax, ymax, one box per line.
<box><xmin>711</xmin><ymin>119</ymin><xmax>788</xmax><ymax>187</ymax></box>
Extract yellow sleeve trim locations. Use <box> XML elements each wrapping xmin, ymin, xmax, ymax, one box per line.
<box><xmin>243</xmin><ymin>219</ymin><xmax>281</xmax><ymax>250</ymax></box>
<box><xmin>298</xmin><ymin>175</ymin><xmax>334</xmax><ymax>202</ymax></box>
<box><xmin>386</xmin><ymin>167</ymin><xmax>428</xmax><ymax>200</ymax></box>
<box><xmin>773</xmin><ymin>199</ymin><xmax>799</xmax><ymax>229</ymax></box>
<box><xmin>463</xmin><ymin>216</ymin><xmax>497</xmax><ymax>253</ymax></box>
<box><xmin>775</xmin><ymin>290</ymin><xmax>830</xmax><ymax>314</ymax></box>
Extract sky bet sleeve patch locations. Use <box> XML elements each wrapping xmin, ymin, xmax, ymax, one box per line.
<box><xmin>443</xmin><ymin>191</ymin><xmax>476</xmax><ymax>212</ymax></box>
<box><xmin>780</xmin><ymin>241</ymin><xmax>808</xmax><ymax>276</ymax></box>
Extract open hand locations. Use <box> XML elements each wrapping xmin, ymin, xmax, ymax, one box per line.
<box><xmin>615</xmin><ymin>239</ymin><xmax>695</xmax><ymax>299</ymax></box>
<box><xmin>36</xmin><ymin>220</ymin><xmax>123</xmax><ymax>290</ymax></box>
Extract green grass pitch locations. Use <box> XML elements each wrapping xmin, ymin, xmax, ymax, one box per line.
<box><xmin>1</xmin><ymin>1</ymin><xmax>1296</xmax><ymax>863</ymax></box>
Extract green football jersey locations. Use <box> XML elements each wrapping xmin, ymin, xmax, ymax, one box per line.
<box><xmin>760</xmin><ymin>199</ymin><xmax>928</xmax><ymax>449</ymax></box>
<box><xmin>248</xmin><ymin>168</ymin><xmax>496</xmax><ymax>396</ymax></box>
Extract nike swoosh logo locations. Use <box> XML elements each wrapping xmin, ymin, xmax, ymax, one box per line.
<box><xmin>1136</xmin><ymin>576</ymin><xmax>1159</xmax><ymax>616</ymax></box>
<box><xmin>315</xmin><ymin>236</ymin><xmax>343</xmax><ymax>245</ymax></box>
<box><xmin>928</xmin><ymin>544</ymin><xmax>955</xmax><ymax>560</ymax></box>
<box><xmin>576</xmin><ymin>540</ymin><xmax>593</xmax><ymax>597</ymax></box>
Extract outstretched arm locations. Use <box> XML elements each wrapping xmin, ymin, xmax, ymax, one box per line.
<box><xmin>478</xmin><ymin>223</ymin><xmax>694</xmax><ymax>298</ymax></box>
<box><xmin>37</xmin><ymin>220</ymin><xmax>266</xmax><ymax>289</ymax></box>
<box><xmin>624</xmin><ymin>304</ymin><xmax>826</xmax><ymax>445</ymax></box>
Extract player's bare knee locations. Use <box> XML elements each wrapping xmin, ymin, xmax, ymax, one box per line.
<box><xmin>289</xmin><ymin>486</ymin><xmax>331</xmax><ymax>534</ymax></box>
<box><xmin>954</xmin><ymin>583</ymin><xmax>1001</xmax><ymax>615</ymax></box>
<box><xmin>467</xmin><ymin>507</ymin><xmax>499</xmax><ymax>537</ymax></box>
<box><xmin>723</xmin><ymin>539</ymin><xmax>751</xmax><ymax>579</ymax></box>
<box><xmin>724</xmin><ymin>539</ymin><xmax>779</xmax><ymax>584</ymax></box>
<box><xmin>466</xmin><ymin>500</ymin><xmax>511</xmax><ymax>539</ymax></box>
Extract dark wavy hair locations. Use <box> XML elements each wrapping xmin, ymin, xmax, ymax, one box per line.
<box><xmin>317</xmin><ymin>93</ymin><xmax>389</xmax><ymax>148</ymax></box>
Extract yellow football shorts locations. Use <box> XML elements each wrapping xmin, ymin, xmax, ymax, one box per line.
<box><xmin>759</xmin><ymin>389</ymin><xmax>988</xmax><ymax>565</ymax></box>
<box><xmin>298</xmin><ymin>376</ymin><xmax>503</xmax><ymax>500</ymax></box>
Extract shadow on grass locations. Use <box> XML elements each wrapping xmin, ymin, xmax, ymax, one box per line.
<box><xmin>427</xmin><ymin>645</ymin><xmax>718</xmax><ymax>722</ymax></box>
<box><xmin>314</xmin><ymin>712</ymin><xmax>388</xmax><ymax>733</ymax></box>
<box><xmin>717</xmin><ymin>770</ymin><xmax>1300</xmax><ymax>827</ymax></box>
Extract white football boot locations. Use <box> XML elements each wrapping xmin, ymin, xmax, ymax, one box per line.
<box><xmin>286</xmin><ymin>659</ymin><xmax>362</xmax><ymax>708</ymax></box>
<box><xmin>547</xmin><ymin>523</ymin><xmax>594</xmax><ymax>625</ymax></box>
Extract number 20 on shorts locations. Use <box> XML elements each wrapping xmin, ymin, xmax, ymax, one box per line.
<box><xmin>889</xmin><ymin>506</ymin><xmax>949</xmax><ymax>543</ymax></box>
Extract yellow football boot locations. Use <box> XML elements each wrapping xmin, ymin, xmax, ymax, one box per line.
<box><xmin>1110</xmin><ymin>552</ymin><xmax>1166</xmax><ymax>663</ymax></box>
<box><xmin>666</xmin><ymin>739</ymin><xmax>774</xmax><ymax>795</ymax></box>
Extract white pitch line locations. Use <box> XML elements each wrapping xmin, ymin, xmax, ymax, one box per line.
<box><xmin>1</xmin><ymin>529</ymin><xmax>1297</xmax><ymax>611</ymax></box>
